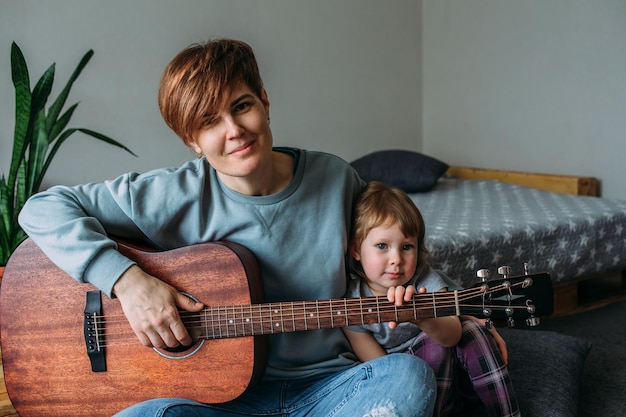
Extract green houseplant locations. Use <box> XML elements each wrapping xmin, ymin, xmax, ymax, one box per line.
<box><xmin>0</xmin><ymin>42</ymin><xmax>136</xmax><ymax>266</ymax></box>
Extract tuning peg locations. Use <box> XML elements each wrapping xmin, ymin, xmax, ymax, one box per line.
<box><xmin>504</xmin><ymin>306</ymin><xmax>515</xmax><ymax>327</ymax></box>
<box><xmin>525</xmin><ymin>302</ymin><xmax>541</xmax><ymax>327</ymax></box>
<box><xmin>476</xmin><ymin>269</ymin><xmax>490</xmax><ymax>283</ymax></box>
<box><xmin>526</xmin><ymin>316</ymin><xmax>541</xmax><ymax>326</ymax></box>
<box><xmin>524</xmin><ymin>262</ymin><xmax>530</xmax><ymax>275</ymax></box>
<box><xmin>483</xmin><ymin>307</ymin><xmax>493</xmax><ymax>328</ymax></box>
<box><xmin>497</xmin><ymin>266</ymin><xmax>512</xmax><ymax>278</ymax></box>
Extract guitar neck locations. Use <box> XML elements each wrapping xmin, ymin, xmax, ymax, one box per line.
<box><xmin>191</xmin><ymin>290</ymin><xmax>471</xmax><ymax>339</ymax></box>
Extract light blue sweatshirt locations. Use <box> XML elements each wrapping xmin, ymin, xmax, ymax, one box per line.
<box><xmin>19</xmin><ymin>148</ymin><xmax>364</xmax><ymax>379</ymax></box>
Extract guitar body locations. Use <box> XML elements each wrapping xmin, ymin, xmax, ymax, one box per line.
<box><xmin>0</xmin><ymin>238</ymin><xmax>267</xmax><ymax>417</ymax></box>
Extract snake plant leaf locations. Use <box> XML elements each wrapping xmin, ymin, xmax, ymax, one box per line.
<box><xmin>37</xmin><ymin>128</ymin><xmax>138</xmax><ymax>192</ymax></box>
<box><xmin>45</xmin><ymin>50</ymin><xmax>93</xmax><ymax>135</ymax></box>
<box><xmin>0</xmin><ymin>200</ymin><xmax>8</xmax><ymax>262</ymax></box>
<box><xmin>76</xmin><ymin>128</ymin><xmax>138</xmax><ymax>157</ymax></box>
<box><xmin>48</xmin><ymin>102</ymin><xmax>78</xmax><ymax>144</ymax></box>
<box><xmin>0</xmin><ymin>179</ymin><xmax>10</xmax><ymax>243</ymax></box>
<box><xmin>34</xmin><ymin>127</ymin><xmax>76</xmax><ymax>194</ymax></box>
<box><xmin>30</xmin><ymin>63</ymin><xmax>55</xmax><ymax>129</ymax></box>
<box><xmin>26</xmin><ymin>110</ymin><xmax>49</xmax><ymax>198</ymax></box>
<box><xmin>15</xmin><ymin>163</ymin><xmax>26</xmax><ymax>226</ymax></box>
<box><xmin>9</xmin><ymin>42</ymin><xmax>31</xmax><ymax>195</ymax></box>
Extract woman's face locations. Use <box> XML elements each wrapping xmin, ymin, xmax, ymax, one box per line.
<box><xmin>191</xmin><ymin>84</ymin><xmax>273</xmax><ymax>192</ymax></box>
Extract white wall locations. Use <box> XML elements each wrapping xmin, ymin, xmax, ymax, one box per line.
<box><xmin>422</xmin><ymin>0</ymin><xmax>626</xmax><ymax>199</ymax></box>
<box><xmin>0</xmin><ymin>0</ymin><xmax>421</xmax><ymax>188</ymax></box>
<box><xmin>5</xmin><ymin>1</ymin><xmax>623</xmax><ymax>199</ymax></box>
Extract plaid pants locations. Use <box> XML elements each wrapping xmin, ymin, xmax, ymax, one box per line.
<box><xmin>408</xmin><ymin>319</ymin><xmax>521</xmax><ymax>417</ymax></box>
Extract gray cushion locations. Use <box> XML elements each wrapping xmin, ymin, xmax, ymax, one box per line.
<box><xmin>496</xmin><ymin>328</ymin><xmax>592</xmax><ymax>417</ymax></box>
<box><xmin>350</xmin><ymin>150</ymin><xmax>449</xmax><ymax>193</ymax></box>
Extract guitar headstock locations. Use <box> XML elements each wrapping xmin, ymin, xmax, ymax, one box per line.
<box><xmin>458</xmin><ymin>267</ymin><xmax>553</xmax><ymax>327</ymax></box>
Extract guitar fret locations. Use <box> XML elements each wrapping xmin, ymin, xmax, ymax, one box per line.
<box><xmin>394</xmin><ymin>302</ymin><xmax>398</xmax><ymax>322</ymax></box>
<box><xmin>302</xmin><ymin>302</ymin><xmax>308</xmax><ymax>331</ymax></box>
<box><xmin>222</xmin><ymin>307</ymin><xmax>228</xmax><ymax>338</ymax></box>
<box><xmin>360</xmin><ymin>298</ymin><xmax>364</xmax><ymax>324</ymax></box>
<box><xmin>226</xmin><ymin>307</ymin><xmax>237</xmax><ymax>337</ymax></box>
<box><xmin>248</xmin><ymin>304</ymin><xmax>254</xmax><ymax>335</ymax></box>
<box><xmin>233</xmin><ymin>305</ymin><xmax>239</xmax><ymax>336</ymax></box>
<box><xmin>203</xmin><ymin>308</ymin><xmax>209</xmax><ymax>340</ymax></box>
<box><xmin>257</xmin><ymin>305</ymin><xmax>263</xmax><ymax>333</ymax></box>
<box><xmin>223</xmin><ymin>306</ymin><xmax>229</xmax><ymax>338</ymax></box>
<box><xmin>218</xmin><ymin>307</ymin><xmax>223</xmax><ymax>338</ymax></box>
<box><xmin>223</xmin><ymin>306</ymin><xmax>228</xmax><ymax>338</ymax></box>
<box><xmin>267</xmin><ymin>304</ymin><xmax>272</xmax><ymax>333</ymax></box>
<box><xmin>239</xmin><ymin>305</ymin><xmax>245</xmax><ymax>337</ymax></box>
<box><xmin>316</xmin><ymin>300</ymin><xmax>321</xmax><ymax>329</ymax></box>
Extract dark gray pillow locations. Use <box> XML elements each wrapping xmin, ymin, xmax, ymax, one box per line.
<box><xmin>495</xmin><ymin>329</ymin><xmax>592</xmax><ymax>417</ymax></box>
<box><xmin>350</xmin><ymin>150</ymin><xmax>449</xmax><ymax>193</ymax></box>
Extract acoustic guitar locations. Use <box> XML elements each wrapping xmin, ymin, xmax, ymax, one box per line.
<box><xmin>0</xmin><ymin>238</ymin><xmax>553</xmax><ymax>417</ymax></box>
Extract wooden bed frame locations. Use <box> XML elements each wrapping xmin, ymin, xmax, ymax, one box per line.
<box><xmin>0</xmin><ymin>167</ymin><xmax>622</xmax><ymax>417</ymax></box>
<box><xmin>447</xmin><ymin>166</ymin><xmax>626</xmax><ymax>317</ymax></box>
<box><xmin>446</xmin><ymin>166</ymin><xmax>599</xmax><ymax>197</ymax></box>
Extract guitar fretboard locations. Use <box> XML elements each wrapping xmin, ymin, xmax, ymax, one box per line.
<box><xmin>187</xmin><ymin>290</ymin><xmax>468</xmax><ymax>339</ymax></box>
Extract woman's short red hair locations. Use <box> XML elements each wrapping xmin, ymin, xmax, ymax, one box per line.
<box><xmin>158</xmin><ymin>39</ymin><xmax>264</xmax><ymax>146</ymax></box>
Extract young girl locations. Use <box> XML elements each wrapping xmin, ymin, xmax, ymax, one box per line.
<box><xmin>344</xmin><ymin>181</ymin><xmax>520</xmax><ymax>417</ymax></box>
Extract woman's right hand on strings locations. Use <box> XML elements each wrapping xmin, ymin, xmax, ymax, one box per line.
<box><xmin>112</xmin><ymin>265</ymin><xmax>204</xmax><ymax>348</ymax></box>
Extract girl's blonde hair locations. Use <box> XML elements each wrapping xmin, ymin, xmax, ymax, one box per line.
<box><xmin>350</xmin><ymin>181</ymin><xmax>429</xmax><ymax>278</ymax></box>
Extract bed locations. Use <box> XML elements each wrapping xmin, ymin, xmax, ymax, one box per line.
<box><xmin>351</xmin><ymin>150</ymin><xmax>626</xmax><ymax>317</ymax></box>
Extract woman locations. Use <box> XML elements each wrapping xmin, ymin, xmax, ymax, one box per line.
<box><xmin>19</xmin><ymin>38</ymin><xmax>436</xmax><ymax>417</ymax></box>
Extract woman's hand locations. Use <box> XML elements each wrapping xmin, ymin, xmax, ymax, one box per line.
<box><xmin>113</xmin><ymin>265</ymin><xmax>205</xmax><ymax>348</ymax></box>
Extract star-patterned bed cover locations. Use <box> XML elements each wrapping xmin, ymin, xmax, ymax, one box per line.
<box><xmin>409</xmin><ymin>178</ymin><xmax>626</xmax><ymax>288</ymax></box>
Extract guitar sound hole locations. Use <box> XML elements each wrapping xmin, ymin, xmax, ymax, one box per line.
<box><xmin>154</xmin><ymin>338</ymin><xmax>204</xmax><ymax>360</ymax></box>
<box><xmin>163</xmin><ymin>342</ymin><xmax>196</xmax><ymax>354</ymax></box>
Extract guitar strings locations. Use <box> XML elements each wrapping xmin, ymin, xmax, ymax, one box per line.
<box><xmin>87</xmin><ymin>281</ymin><xmax>533</xmax><ymax>348</ymax></box>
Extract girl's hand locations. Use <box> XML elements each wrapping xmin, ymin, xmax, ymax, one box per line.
<box><xmin>386</xmin><ymin>285</ymin><xmax>427</xmax><ymax>329</ymax></box>
<box><xmin>387</xmin><ymin>285</ymin><xmax>415</xmax><ymax>305</ymax></box>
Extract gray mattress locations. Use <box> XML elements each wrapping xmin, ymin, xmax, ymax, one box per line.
<box><xmin>409</xmin><ymin>178</ymin><xmax>626</xmax><ymax>288</ymax></box>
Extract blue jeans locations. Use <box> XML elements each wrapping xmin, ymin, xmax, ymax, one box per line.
<box><xmin>114</xmin><ymin>354</ymin><xmax>436</xmax><ymax>417</ymax></box>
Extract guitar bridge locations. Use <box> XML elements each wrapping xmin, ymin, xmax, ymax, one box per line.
<box><xmin>84</xmin><ymin>290</ymin><xmax>106</xmax><ymax>372</ymax></box>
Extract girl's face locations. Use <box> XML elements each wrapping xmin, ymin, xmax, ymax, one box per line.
<box><xmin>352</xmin><ymin>222</ymin><xmax>419</xmax><ymax>296</ymax></box>
<box><xmin>191</xmin><ymin>84</ymin><xmax>273</xmax><ymax>194</ymax></box>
